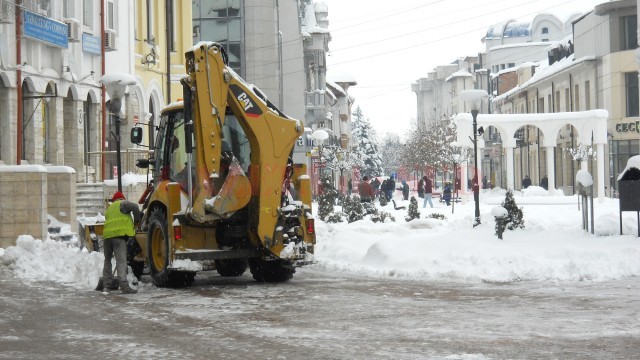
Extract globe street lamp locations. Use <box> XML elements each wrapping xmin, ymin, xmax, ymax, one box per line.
<box><xmin>100</xmin><ymin>73</ymin><xmax>136</xmax><ymax>193</ymax></box>
<box><xmin>311</xmin><ymin>129</ymin><xmax>329</xmax><ymax>161</ymax></box>
<box><xmin>460</xmin><ymin>89</ymin><xmax>489</xmax><ymax>227</ymax></box>
<box><xmin>311</xmin><ymin>129</ymin><xmax>329</xmax><ymax>194</ymax></box>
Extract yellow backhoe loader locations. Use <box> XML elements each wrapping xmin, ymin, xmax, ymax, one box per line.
<box><xmin>127</xmin><ymin>42</ymin><xmax>315</xmax><ymax>286</ymax></box>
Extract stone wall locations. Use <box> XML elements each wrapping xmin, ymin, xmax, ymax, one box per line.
<box><xmin>0</xmin><ymin>165</ymin><xmax>48</xmax><ymax>248</ymax></box>
<box><xmin>0</xmin><ymin>165</ymin><xmax>77</xmax><ymax>249</ymax></box>
<box><xmin>45</xmin><ymin>166</ymin><xmax>77</xmax><ymax>225</ymax></box>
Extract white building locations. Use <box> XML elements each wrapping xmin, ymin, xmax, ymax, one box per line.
<box><xmin>0</xmin><ymin>0</ymin><xmax>103</xmax><ymax>181</ymax></box>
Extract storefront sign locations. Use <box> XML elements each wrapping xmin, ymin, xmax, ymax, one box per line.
<box><xmin>616</xmin><ymin>121</ymin><xmax>639</xmax><ymax>133</ymax></box>
<box><xmin>82</xmin><ymin>33</ymin><xmax>101</xmax><ymax>55</ymax></box>
<box><xmin>23</xmin><ymin>11</ymin><xmax>68</xmax><ymax>48</ymax></box>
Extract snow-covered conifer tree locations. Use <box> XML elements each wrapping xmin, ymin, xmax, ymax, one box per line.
<box><xmin>501</xmin><ymin>190</ymin><xmax>524</xmax><ymax>230</ymax></box>
<box><xmin>405</xmin><ymin>196</ymin><xmax>420</xmax><ymax>222</ymax></box>
<box><xmin>317</xmin><ymin>175</ymin><xmax>337</xmax><ymax>221</ymax></box>
<box><xmin>342</xmin><ymin>194</ymin><xmax>364</xmax><ymax>223</ymax></box>
<box><xmin>352</xmin><ymin>106</ymin><xmax>384</xmax><ymax>178</ymax></box>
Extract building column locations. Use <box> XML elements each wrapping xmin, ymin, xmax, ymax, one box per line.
<box><xmin>63</xmin><ymin>99</ymin><xmax>85</xmax><ymax>176</ymax></box>
<box><xmin>545</xmin><ymin>146</ymin><xmax>555</xmax><ymax>194</ymax></box>
<box><xmin>461</xmin><ymin>160</ymin><xmax>468</xmax><ymax>193</ymax></box>
<box><xmin>0</xmin><ymin>87</ymin><xmax>17</xmax><ymax>164</ymax></box>
<box><xmin>49</xmin><ymin>97</ymin><xmax>64</xmax><ymax>165</ymax></box>
<box><xmin>505</xmin><ymin>147</ymin><xmax>514</xmax><ymax>191</ymax></box>
<box><xmin>597</xmin><ymin>143</ymin><xmax>605</xmax><ymax>202</ymax></box>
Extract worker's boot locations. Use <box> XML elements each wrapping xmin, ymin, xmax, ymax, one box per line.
<box><xmin>119</xmin><ymin>281</ymin><xmax>138</xmax><ymax>294</ymax></box>
<box><xmin>108</xmin><ymin>279</ymin><xmax>119</xmax><ymax>291</ymax></box>
<box><xmin>94</xmin><ymin>277</ymin><xmax>104</xmax><ymax>291</ymax></box>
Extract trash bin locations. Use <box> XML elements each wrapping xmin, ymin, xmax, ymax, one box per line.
<box><xmin>617</xmin><ymin>156</ymin><xmax>640</xmax><ymax>236</ymax></box>
<box><xmin>618</xmin><ymin>170</ymin><xmax>640</xmax><ymax>211</ymax></box>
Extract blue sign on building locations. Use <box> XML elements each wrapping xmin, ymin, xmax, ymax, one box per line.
<box><xmin>82</xmin><ymin>33</ymin><xmax>101</xmax><ymax>55</ymax></box>
<box><xmin>23</xmin><ymin>11</ymin><xmax>68</xmax><ymax>48</ymax></box>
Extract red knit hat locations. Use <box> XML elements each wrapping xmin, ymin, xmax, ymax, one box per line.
<box><xmin>111</xmin><ymin>191</ymin><xmax>125</xmax><ymax>201</ymax></box>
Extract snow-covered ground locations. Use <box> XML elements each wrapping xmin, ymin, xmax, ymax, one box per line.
<box><xmin>1</xmin><ymin>186</ymin><xmax>639</xmax><ymax>289</ymax></box>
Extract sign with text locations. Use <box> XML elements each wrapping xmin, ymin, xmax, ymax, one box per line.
<box><xmin>82</xmin><ymin>33</ymin><xmax>101</xmax><ymax>55</ymax></box>
<box><xmin>23</xmin><ymin>11</ymin><xmax>68</xmax><ymax>48</ymax></box>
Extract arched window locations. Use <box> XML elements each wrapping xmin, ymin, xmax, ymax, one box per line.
<box><xmin>541</xmin><ymin>27</ymin><xmax>549</xmax><ymax>35</ymax></box>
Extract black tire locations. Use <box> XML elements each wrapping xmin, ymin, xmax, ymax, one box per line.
<box><xmin>147</xmin><ymin>208</ymin><xmax>196</xmax><ymax>288</ymax></box>
<box><xmin>249</xmin><ymin>258</ymin><xmax>295</xmax><ymax>283</ymax></box>
<box><xmin>215</xmin><ymin>259</ymin><xmax>248</xmax><ymax>277</ymax></box>
<box><xmin>147</xmin><ymin>208</ymin><xmax>171</xmax><ymax>287</ymax></box>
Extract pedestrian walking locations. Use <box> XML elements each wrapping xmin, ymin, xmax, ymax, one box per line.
<box><xmin>95</xmin><ymin>191</ymin><xmax>141</xmax><ymax>294</ymax></box>
<box><xmin>422</xmin><ymin>176</ymin><xmax>434</xmax><ymax>208</ymax></box>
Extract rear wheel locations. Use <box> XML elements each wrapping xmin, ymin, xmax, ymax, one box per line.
<box><xmin>215</xmin><ymin>259</ymin><xmax>248</xmax><ymax>277</ymax></box>
<box><xmin>148</xmin><ymin>208</ymin><xmax>171</xmax><ymax>287</ymax></box>
<box><xmin>147</xmin><ymin>208</ymin><xmax>196</xmax><ymax>287</ymax></box>
<box><xmin>249</xmin><ymin>258</ymin><xmax>295</xmax><ymax>283</ymax></box>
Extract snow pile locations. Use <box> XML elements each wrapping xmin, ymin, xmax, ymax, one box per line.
<box><xmin>315</xmin><ymin>220</ymin><xmax>640</xmax><ymax>282</ymax></box>
<box><xmin>313</xmin><ymin>193</ymin><xmax>640</xmax><ymax>283</ymax></box>
<box><xmin>1</xmin><ymin>235</ymin><xmax>103</xmax><ymax>289</ymax></box>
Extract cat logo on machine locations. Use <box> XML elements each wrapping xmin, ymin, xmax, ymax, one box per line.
<box><xmin>230</xmin><ymin>84</ymin><xmax>262</xmax><ymax>118</ymax></box>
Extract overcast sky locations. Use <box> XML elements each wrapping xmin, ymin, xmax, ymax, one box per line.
<box><xmin>324</xmin><ymin>0</ymin><xmax>607</xmax><ymax>139</ymax></box>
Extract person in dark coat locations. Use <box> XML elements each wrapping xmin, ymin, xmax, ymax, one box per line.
<box><xmin>401</xmin><ymin>180</ymin><xmax>409</xmax><ymax>200</ymax></box>
<box><xmin>541</xmin><ymin>175</ymin><xmax>548</xmax><ymax>190</ymax></box>
<box><xmin>418</xmin><ymin>178</ymin><xmax>425</xmax><ymax>198</ymax></box>
<box><xmin>386</xmin><ymin>177</ymin><xmax>395</xmax><ymax>200</ymax></box>
<box><xmin>522</xmin><ymin>175</ymin><xmax>532</xmax><ymax>189</ymax></box>
<box><xmin>358</xmin><ymin>176</ymin><xmax>374</xmax><ymax>202</ymax></box>
<box><xmin>422</xmin><ymin>176</ymin><xmax>433</xmax><ymax>208</ymax></box>
<box><xmin>443</xmin><ymin>182</ymin><xmax>453</xmax><ymax>206</ymax></box>
<box><xmin>372</xmin><ymin>177</ymin><xmax>381</xmax><ymax>198</ymax></box>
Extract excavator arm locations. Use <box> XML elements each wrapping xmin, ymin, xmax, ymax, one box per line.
<box><xmin>184</xmin><ymin>42</ymin><xmax>303</xmax><ymax>249</ymax></box>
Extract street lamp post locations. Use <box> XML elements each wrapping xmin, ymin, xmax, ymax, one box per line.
<box><xmin>311</xmin><ymin>129</ymin><xmax>329</xmax><ymax>160</ymax></box>
<box><xmin>460</xmin><ymin>89</ymin><xmax>489</xmax><ymax>227</ymax></box>
<box><xmin>450</xmin><ymin>142</ymin><xmax>468</xmax><ymax>215</ymax></box>
<box><xmin>100</xmin><ymin>73</ymin><xmax>136</xmax><ymax>193</ymax></box>
<box><xmin>471</xmin><ymin>108</ymin><xmax>481</xmax><ymax>226</ymax></box>
<box><xmin>311</xmin><ymin>129</ymin><xmax>329</xmax><ymax>194</ymax></box>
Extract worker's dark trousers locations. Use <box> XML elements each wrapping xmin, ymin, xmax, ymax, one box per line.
<box><xmin>102</xmin><ymin>237</ymin><xmax>128</xmax><ymax>283</ymax></box>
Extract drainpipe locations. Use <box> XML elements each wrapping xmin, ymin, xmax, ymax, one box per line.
<box><xmin>16</xmin><ymin>1</ymin><xmax>22</xmax><ymax>164</ymax></box>
<box><xmin>569</xmin><ymin>74</ymin><xmax>573</xmax><ymax>111</ymax></box>
<box><xmin>165</xmin><ymin>0</ymin><xmax>172</xmax><ymax>102</ymax></box>
<box><xmin>101</xmin><ymin>0</ymin><xmax>106</xmax><ymax>181</ymax></box>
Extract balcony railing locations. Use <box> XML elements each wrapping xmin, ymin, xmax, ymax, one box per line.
<box><xmin>84</xmin><ymin>148</ymin><xmax>153</xmax><ymax>183</ymax></box>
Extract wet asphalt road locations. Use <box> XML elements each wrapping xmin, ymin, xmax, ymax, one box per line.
<box><xmin>1</xmin><ymin>267</ymin><xmax>639</xmax><ymax>359</ymax></box>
